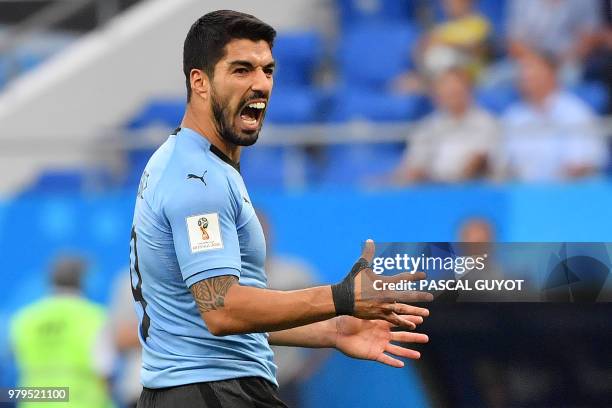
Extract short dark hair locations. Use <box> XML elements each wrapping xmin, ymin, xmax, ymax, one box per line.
<box><xmin>183</xmin><ymin>10</ymin><xmax>276</xmax><ymax>101</ymax></box>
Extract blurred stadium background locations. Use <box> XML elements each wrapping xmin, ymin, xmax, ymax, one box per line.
<box><xmin>1</xmin><ymin>0</ymin><xmax>612</xmax><ymax>407</ymax></box>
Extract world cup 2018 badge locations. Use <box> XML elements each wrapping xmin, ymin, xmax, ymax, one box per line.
<box><xmin>186</xmin><ymin>212</ymin><xmax>222</xmax><ymax>253</ymax></box>
<box><xmin>198</xmin><ymin>217</ymin><xmax>209</xmax><ymax>240</ymax></box>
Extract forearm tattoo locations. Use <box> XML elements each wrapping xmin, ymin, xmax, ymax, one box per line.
<box><xmin>190</xmin><ymin>275</ymin><xmax>238</xmax><ymax>313</ymax></box>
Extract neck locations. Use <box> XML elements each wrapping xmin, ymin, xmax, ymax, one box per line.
<box><xmin>181</xmin><ymin>103</ymin><xmax>241</xmax><ymax>163</ymax></box>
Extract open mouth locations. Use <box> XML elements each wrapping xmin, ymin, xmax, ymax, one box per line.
<box><xmin>238</xmin><ymin>100</ymin><xmax>266</xmax><ymax>131</ymax></box>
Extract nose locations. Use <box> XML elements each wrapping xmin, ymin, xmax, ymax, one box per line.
<box><xmin>251</xmin><ymin>67</ymin><xmax>272</xmax><ymax>95</ymax></box>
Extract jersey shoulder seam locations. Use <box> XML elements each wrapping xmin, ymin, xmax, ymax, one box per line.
<box><xmin>155</xmin><ymin>136</ymin><xmax>185</xmax><ymax>213</ymax></box>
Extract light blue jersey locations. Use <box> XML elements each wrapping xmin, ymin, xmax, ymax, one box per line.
<box><xmin>129</xmin><ymin>127</ymin><xmax>276</xmax><ymax>388</ymax></box>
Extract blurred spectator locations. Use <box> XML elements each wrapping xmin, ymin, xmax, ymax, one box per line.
<box><xmin>9</xmin><ymin>256</ymin><xmax>115</xmax><ymax>408</ymax></box>
<box><xmin>458</xmin><ymin>217</ymin><xmax>495</xmax><ymax>243</ymax></box>
<box><xmin>108</xmin><ymin>271</ymin><xmax>141</xmax><ymax>408</ymax></box>
<box><xmin>456</xmin><ymin>216</ymin><xmax>504</xmax><ymax>301</ymax></box>
<box><xmin>457</xmin><ymin>216</ymin><xmax>496</xmax><ymax>274</ymax></box>
<box><xmin>506</xmin><ymin>0</ymin><xmax>602</xmax><ymax>84</ymax></box>
<box><xmin>501</xmin><ymin>53</ymin><xmax>607</xmax><ymax>181</ymax></box>
<box><xmin>455</xmin><ymin>217</ymin><xmax>534</xmax><ymax>302</ymax></box>
<box><xmin>394</xmin><ymin>0</ymin><xmax>492</xmax><ymax>93</ymax></box>
<box><xmin>393</xmin><ymin>68</ymin><xmax>500</xmax><ymax>184</ymax></box>
<box><xmin>258</xmin><ymin>211</ymin><xmax>328</xmax><ymax>408</ymax></box>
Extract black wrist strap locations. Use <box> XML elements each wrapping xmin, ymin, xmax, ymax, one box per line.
<box><xmin>331</xmin><ymin>257</ymin><xmax>369</xmax><ymax>316</ymax></box>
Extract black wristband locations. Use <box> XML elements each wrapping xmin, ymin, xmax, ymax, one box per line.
<box><xmin>331</xmin><ymin>257</ymin><xmax>369</xmax><ymax>316</ymax></box>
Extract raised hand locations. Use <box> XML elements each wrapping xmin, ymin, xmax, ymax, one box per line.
<box><xmin>331</xmin><ymin>239</ymin><xmax>433</xmax><ymax>329</ymax></box>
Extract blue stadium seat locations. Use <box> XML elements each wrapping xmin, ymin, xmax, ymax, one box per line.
<box><xmin>20</xmin><ymin>168</ymin><xmax>116</xmax><ymax>196</ymax></box>
<box><xmin>26</xmin><ymin>170</ymin><xmax>86</xmax><ymax>193</ymax></box>
<box><xmin>273</xmin><ymin>32</ymin><xmax>322</xmax><ymax>87</ymax></box>
<box><xmin>126</xmin><ymin>98</ymin><xmax>184</xmax><ymax>129</ymax></box>
<box><xmin>319</xmin><ymin>142</ymin><xmax>405</xmax><ymax>184</ymax></box>
<box><xmin>338</xmin><ymin>22</ymin><xmax>420</xmax><ymax>89</ymax></box>
<box><xmin>477</xmin><ymin>0</ymin><xmax>507</xmax><ymax>38</ymax></box>
<box><xmin>475</xmin><ymin>85</ymin><xmax>519</xmax><ymax>114</ymax></box>
<box><xmin>337</xmin><ymin>0</ymin><xmax>416</xmax><ymax>27</ymax></box>
<box><xmin>266</xmin><ymin>87</ymin><xmax>323</xmax><ymax>124</ymax></box>
<box><xmin>328</xmin><ymin>88</ymin><xmax>431</xmax><ymax>122</ymax></box>
<box><xmin>571</xmin><ymin>82</ymin><xmax>609</xmax><ymax>114</ymax></box>
<box><xmin>240</xmin><ymin>146</ymin><xmax>288</xmax><ymax>187</ymax></box>
<box><xmin>240</xmin><ymin>146</ymin><xmax>322</xmax><ymax>188</ymax></box>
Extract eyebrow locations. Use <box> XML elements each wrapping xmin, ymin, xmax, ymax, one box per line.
<box><xmin>227</xmin><ymin>60</ymin><xmax>276</xmax><ymax>70</ymax></box>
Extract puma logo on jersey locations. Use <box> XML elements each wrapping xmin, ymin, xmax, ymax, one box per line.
<box><xmin>187</xmin><ymin>171</ymin><xmax>207</xmax><ymax>186</ymax></box>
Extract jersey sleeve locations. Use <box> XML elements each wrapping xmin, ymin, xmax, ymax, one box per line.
<box><xmin>162</xmin><ymin>169</ymin><xmax>242</xmax><ymax>287</ymax></box>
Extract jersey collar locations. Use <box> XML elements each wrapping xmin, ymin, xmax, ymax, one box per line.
<box><xmin>174</xmin><ymin>127</ymin><xmax>241</xmax><ymax>173</ymax></box>
<box><xmin>209</xmin><ymin>144</ymin><xmax>241</xmax><ymax>173</ymax></box>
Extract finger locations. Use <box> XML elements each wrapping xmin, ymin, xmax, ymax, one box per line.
<box><xmin>391</xmin><ymin>304</ymin><xmax>430</xmax><ymax>317</ymax></box>
<box><xmin>381</xmin><ymin>304</ymin><xmax>424</xmax><ymax>325</ymax></box>
<box><xmin>385</xmin><ymin>343</ymin><xmax>421</xmax><ymax>360</ymax></box>
<box><xmin>390</xmin><ymin>331</ymin><xmax>429</xmax><ymax>344</ymax></box>
<box><xmin>403</xmin><ymin>315</ymin><xmax>423</xmax><ymax>326</ymax></box>
<box><xmin>397</xmin><ymin>315</ymin><xmax>419</xmax><ymax>329</ymax></box>
<box><xmin>360</xmin><ymin>239</ymin><xmax>375</xmax><ymax>263</ymax></box>
<box><xmin>376</xmin><ymin>352</ymin><xmax>405</xmax><ymax>368</ymax></box>
<box><xmin>383</xmin><ymin>312</ymin><xmax>416</xmax><ymax>330</ymax></box>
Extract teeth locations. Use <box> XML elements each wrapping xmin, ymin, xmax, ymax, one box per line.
<box><xmin>247</xmin><ymin>102</ymin><xmax>266</xmax><ymax>109</ymax></box>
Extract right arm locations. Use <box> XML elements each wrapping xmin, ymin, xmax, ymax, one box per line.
<box><xmin>165</xmin><ymin>173</ymin><xmax>430</xmax><ymax>337</ymax></box>
<box><xmin>190</xmin><ymin>276</ymin><xmax>335</xmax><ymax>336</ymax></box>
<box><xmin>191</xmin><ymin>241</ymin><xmax>432</xmax><ymax>337</ymax></box>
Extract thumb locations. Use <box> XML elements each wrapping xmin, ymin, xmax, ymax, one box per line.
<box><xmin>360</xmin><ymin>239</ymin><xmax>375</xmax><ymax>263</ymax></box>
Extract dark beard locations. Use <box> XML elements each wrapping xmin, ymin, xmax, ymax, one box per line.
<box><xmin>210</xmin><ymin>88</ymin><xmax>260</xmax><ymax>147</ymax></box>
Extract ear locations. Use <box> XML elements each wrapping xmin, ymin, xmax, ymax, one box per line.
<box><xmin>190</xmin><ymin>69</ymin><xmax>209</xmax><ymax>100</ymax></box>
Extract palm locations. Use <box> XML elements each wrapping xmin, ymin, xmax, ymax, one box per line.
<box><xmin>335</xmin><ymin>316</ymin><xmax>428</xmax><ymax>368</ymax></box>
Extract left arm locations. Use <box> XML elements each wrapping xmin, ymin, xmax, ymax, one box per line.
<box><xmin>269</xmin><ymin>315</ymin><xmax>428</xmax><ymax>368</ymax></box>
<box><xmin>269</xmin><ymin>319</ymin><xmax>337</xmax><ymax>348</ymax></box>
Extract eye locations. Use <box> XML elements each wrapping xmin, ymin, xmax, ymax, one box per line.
<box><xmin>234</xmin><ymin>67</ymin><xmax>249</xmax><ymax>74</ymax></box>
<box><xmin>264</xmin><ymin>68</ymin><xmax>274</xmax><ymax>77</ymax></box>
